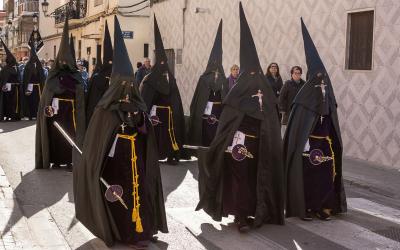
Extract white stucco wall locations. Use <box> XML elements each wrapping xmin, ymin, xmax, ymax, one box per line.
<box><xmin>152</xmin><ymin>0</ymin><xmax>400</xmax><ymax>169</ymax></box>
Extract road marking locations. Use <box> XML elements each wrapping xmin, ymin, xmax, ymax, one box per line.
<box><xmin>288</xmin><ymin>217</ymin><xmax>400</xmax><ymax>249</ymax></box>
<box><xmin>348</xmin><ymin>198</ymin><xmax>400</xmax><ymax>225</ymax></box>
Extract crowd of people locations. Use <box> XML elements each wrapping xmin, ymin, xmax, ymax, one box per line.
<box><xmin>0</xmin><ymin>2</ymin><xmax>346</xmax><ymax>249</ymax></box>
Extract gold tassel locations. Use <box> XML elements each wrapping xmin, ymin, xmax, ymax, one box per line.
<box><xmin>136</xmin><ymin>216</ymin><xmax>144</xmax><ymax>233</ymax></box>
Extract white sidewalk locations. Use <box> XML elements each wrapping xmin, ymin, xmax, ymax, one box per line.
<box><xmin>0</xmin><ymin>166</ymin><xmax>70</xmax><ymax>250</ymax></box>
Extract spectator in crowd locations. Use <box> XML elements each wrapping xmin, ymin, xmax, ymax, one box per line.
<box><xmin>227</xmin><ymin>64</ymin><xmax>239</xmax><ymax>90</ymax></box>
<box><xmin>265</xmin><ymin>62</ymin><xmax>283</xmax><ymax>98</ymax></box>
<box><xmin>77</xmin><ymin>60</ymin><xmax>89</xmax><ymax>92</ymax></box>
<box><xmin>134</xmin><ymin>61</ymin><xmax>142</xmax><ymax>78</ymax></box>
<box><xmin>279</xmin><ymin>66</ymin><xmax>306</xmax><ymax>125</ymax></box>
<box><xmin>135</xmin><ymin>57</ymin><xmax>151</xmax><ymax>85</ymax></box>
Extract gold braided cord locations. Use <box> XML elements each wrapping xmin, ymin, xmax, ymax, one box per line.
<box><xmin>154</xmin><ymin>105</ymin><xmax>179</xmax><ymax>151</ymax></box>
<box><xmin>57</xmin><ymin>98</ymin><xmax>76</xmax><ymax>131</ymax></box>
<box><xmin>309</xmin><ymin>135</ymin><xmax>336</xmax><ymax>181</ymax></box>
<box><xmin>117</xmin><ymin>133</ymin><xmax>143</xmax><ymax>233</ymax></box>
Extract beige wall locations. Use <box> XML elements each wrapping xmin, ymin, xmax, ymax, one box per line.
<box><xmin>152</xmin><ymin>0</ymin><xmax>400</xmax><ymax>169</ymax></box>
<box><xmin>38</xmin><ymin>0</ymin><xmax>151</xmax><ymax>73</ymax></box>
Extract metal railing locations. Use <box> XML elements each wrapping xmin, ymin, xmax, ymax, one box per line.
<box><xmin>54</xmin><ymin>0</ymin><xmax>87</xmax><ymax>25</ymax></box>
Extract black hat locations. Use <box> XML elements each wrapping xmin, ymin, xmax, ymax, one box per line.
<box><xmin>0</xmin><ymin>38</ymin><xmax>17</xmax><ymax>66</ymax></box>
<box><xmin>293</xmin><ymin>18</ymin><xmax>337</xmax><ymax>115</ymax></box>
<box><xmin>154</xmin><ymin>15</ymin><xmax>168</xmax><ymax>65</ymax></box>
<box><xmin>69</xmin><ymin>33</ymin><xmax>77</xmax><ymax>64</ymax></box>
<box><xmin>54</xmin><ymin>15</ymin><xmax>77</xmax><ymax>71</ymax></box>
<box><xmin>239</xmin><ymin>2</ymin><xmax>262</xmax><ymax>74</ymax></box>
<box><xmin>103</xmin><ymin>20</ymin><xmax>113</xmax><ymax>66</ymax></box>
<box><xmin>223</xmin><ymin>2</ymin><xmax>277</xmax><ymax>120</ymax></box>
<box><xmin>97</xmin><ymin>15</ymin><xmax>147</xmax><ymax>115</ymax></box>
<box><xmin>204</xmin><ymin>19</ymin><xmax>224</xmax><ymax>74</ymax></box>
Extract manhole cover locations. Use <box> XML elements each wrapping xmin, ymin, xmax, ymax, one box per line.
<box><xmin>374</xmin><ymin>227</ymin><xmax>400</xmax><ymax>242</ymax></box>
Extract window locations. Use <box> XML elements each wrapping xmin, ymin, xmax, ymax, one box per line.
<box><xmin>346</xmin><ymin>10</ymin><xmax>374</xmax><ymax>70</ymax></box>
<box><xmin>94</xmin><ymin>0</ymin><xmax>103</xmax><ymax>7</ymax></box>
<box><xmin>144</xmin><ymin>43</ymin><xmax>149</xmax><ymax>58</ymax></box>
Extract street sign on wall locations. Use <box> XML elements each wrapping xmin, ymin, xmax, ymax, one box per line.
<box><xmin>122</xmin><ymin>31</ymin><xmax>134</xmax><ymax>39</ymax></box>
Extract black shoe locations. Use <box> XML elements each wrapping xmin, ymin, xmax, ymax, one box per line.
<box><xmin>236</xmin><ymin>216</ymin><xmax>251</xmax><ymax>233</ymax></box>
<box><xmin>302</xmin><ymin>210</ymin><xmax>313</xmax><ymax>221</ymax></box>
<box><xmin>315</xmin><ymin>210</ymin><xmax>331</xmax><ymax>221</ymax></box>
<box><xmin>150</xmin><ymin>236</ymin><xmax>158</xmax><ymax>243</ymax></box>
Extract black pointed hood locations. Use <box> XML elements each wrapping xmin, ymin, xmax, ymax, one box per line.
<box><xmin>204</xmin><ymin>19</ymin><xmax>223</xmax><ymax>74</ymax></box>
<box><xmin>97</xmin><ymin>16</ymin><xmax>147</xmax><ymax>117</ymax></box>
<box><xmin>293</xmin><ymin>18</ymin><xmax>337</xmax><ymax>115</ymax></box>
<box><xmin>70</xmin><ymin>33</ymin><xmax>77</xmax><ymax>63</ymax></box>
<box><xmin>222</xmin><ymin>2</ymin><xmax>277</xmax><ymax>120</ymax></box>
<box><xmin>92</xmin><ymin>44</ymin><xmax>103</xmax><ymax>74</ymax></box>
<box><xmin>154</xmin><ymin>15</ymin><xmax>168</xmax><ymax>66</ymax></box>
<box><xmin>239</xmin><ymin>2</ymin><xmax>262</xmax><ymax>74</ymax></box>
<box><xmin>23</xmin><ymin>47</ymin><xmax>45</xmax><ymax>85</ymax></box>
<box><xmin>1</xmin><ymin>38</ymin><xmax>17</xmax><ymax>66</ymax></box>
<box><xmin>103</xmin><ymin>20</ymin><xmax>113</xmax><ymax>66</ymax></box>
<box><xmin>53</xmin><ymin>16</ymin><xmax>77</xmax><ymax>72</ymax></box>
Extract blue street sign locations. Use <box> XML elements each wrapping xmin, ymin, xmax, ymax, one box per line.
<box><xmin>122</xmin><ymin>31</ymin><xmax>134</xmax><ymax>39</ymax></box>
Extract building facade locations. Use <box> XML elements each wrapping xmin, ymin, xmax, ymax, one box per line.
<box><xmin>2</xmin><ymin>0</ymin><xmax>39</xmax><ymax>60</ymax></box>
<box><xmin>38</xmin><ymin>0</ymin><xmax>151</xmax><ymax>74</ymax></box>
<box><xmin>151</xmin><ymin>0</ymin><xmax>400</xmax><ymax>169</ymax></box>
<box><xmin>0</xmin><ymin>10</ymin><xmax>7</xmax><ymax>60</ymax></box>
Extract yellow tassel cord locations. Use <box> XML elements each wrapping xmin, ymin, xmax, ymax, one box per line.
<box><xmin>117</xmin><ymin>133</ymin><xmax>143</xmax><ymax>233</ymax></box>
<box><xmin>309</xmin><ymin>135</ymin><xmax>336</xmax><ymax>181</ymax></box>
<box><xmin>57</xmin><ymin>98</ymin><xmax>77</xmax><ymax>131</ymax></box>
<box><xmin>154</xmin><ymin>106</ymin><xmax>179</xmax><ymax>151</ymax></box>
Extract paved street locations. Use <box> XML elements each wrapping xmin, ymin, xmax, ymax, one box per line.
<box><xmin>1</xmin><ymin>120</ymin><xmax>400</xmax><ymax>249</ymax></box>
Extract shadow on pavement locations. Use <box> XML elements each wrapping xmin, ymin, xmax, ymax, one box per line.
<box><xmin>0</xmin><ymin>120</ymin><xmax>36</xmax><ymax>133</ymax></box>
<box><xmin>1</xmin><ymin>168</ymin><xmax>73</xmax><ymax>236</ymax></box>
<box><xmin>160</xmin><ymin>159</ymin><xmax>199</xmax><ymax>202</ymax></box>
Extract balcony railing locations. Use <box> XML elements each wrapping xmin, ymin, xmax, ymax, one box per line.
<box><xmin>18</xmin><ymin>0</ymin><xmax>39</xmax><ymax>15</ymax></box>
<box><xmin>54</xmin><ymin>0</ymin><xmax>87</xmax><ymax>25</ymax></box>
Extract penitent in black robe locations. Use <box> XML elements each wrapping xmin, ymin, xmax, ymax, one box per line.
<box><xmin>22</xmin><ymin>50</ymin><xmax>46</xmax><ymax>120</ymax></box>
<box><xmin>0</xmin><ymin>67</ymin><xmax>22</xmax><ymax>121</ymax></box>
<box><xmin>47</xmin><ymin>75</ymin><xmax>78</xmax><ymax>165</ymax></box>
<box><xmin>196</xmin><ymin>3</ymin><xmax>284</xmax><ymax>226</ymax></box>
<box><xmin>74</xmin><ymin>15</ymin><xmax>168</xmax><ymax>247</ymax></box>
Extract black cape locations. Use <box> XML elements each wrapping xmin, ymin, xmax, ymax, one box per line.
<box><xmin>35</xmin><ymin>16</ymin><xmax>86</xmax><ymax>169</ymax></box>
<box><xmin>188</xmin><ymin>19</ymin><xmax>229</xmax><ymax>146</ymax></box>
<box><xmin>283</xmin><ymin>18</ymin><xmax>347</xmax><ymax>218</ymax></box>
<box><xmin>196</xmin><ymin>3</ymin><xmax>284</xmax><ymax>226</ymax></box>
<box><xmin>74</xmin><ymin>16</ymin><xmax>167</xmax><ymax>246</ymax></box>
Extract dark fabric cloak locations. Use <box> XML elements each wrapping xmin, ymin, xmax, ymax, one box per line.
<box><xmin>141</xmin><ymin>15</ymin><xmax>185</xmax><ymax>159</ymax></box>
<box><xmin>0</xmin><ymin>38</ymin><xmax>23</xmax><ymax>120</ymax></box>
<box><xmin>86</xmin><ymin>21</ymin><xmax>113</xmax><ymax>126</ymax></box>
<box><xmin>35</xmin><ymin>16</ymin><xmax>86</xmax><ymax>169</ymax></box>
<box><xmin>283</xmin><ymin>18</ymin><xmax>347</xmax><ymax>218</ymax></box>
<box><xmin>196</xmin><ymin>3</ymin><xmax>284</xmax><ymax>226</ymax></box>
<box><xmin>74</xmin><ymin>16</ymin><xmax>167</xmax><ymax>246</ymax></box>
<box><xmin>188</xmin><ymin>20</ymin><xmax>229</xmax><ymax>147</ymax></box>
